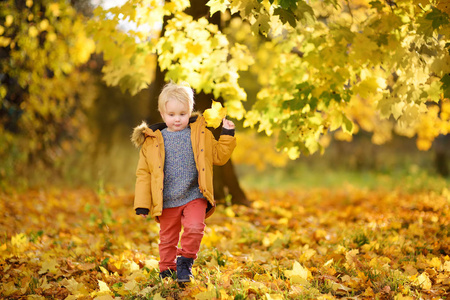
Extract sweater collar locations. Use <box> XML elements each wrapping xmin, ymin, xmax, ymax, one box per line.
<box><xmin>149</xmin><ymin>116</ymin><xmax>199</xmax><ymax>132</ymax></box>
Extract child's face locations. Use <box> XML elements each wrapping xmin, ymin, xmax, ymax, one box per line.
<box><xmin>161</xmin><ymin>99</ymin><xmax>191</xmax><ymax>132</ymax></box>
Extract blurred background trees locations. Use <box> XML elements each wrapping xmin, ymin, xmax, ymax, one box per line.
<box><xmin>1</xmin><ymin>0</ymin><xmax>449</xmax><ymax>194</ymax></box>
<box><xmin>0</xmin><ymin>0</ymin><xmax>96</xmax><ymax>188</ymax></box>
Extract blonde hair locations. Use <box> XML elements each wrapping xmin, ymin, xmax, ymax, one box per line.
<box><xmin>158</xmin><ymin>81</ymin><xmax>194</xmax><ymax>114</ymax></box>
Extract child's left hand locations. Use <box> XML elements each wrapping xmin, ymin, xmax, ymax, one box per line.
<box><xmin>222</xmin><ymin>118</ymin><xmax>235</xmax><ymax>130</ymax></box>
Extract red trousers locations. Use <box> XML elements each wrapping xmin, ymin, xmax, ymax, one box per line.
<box><xmin>158</xmin><ymin>198</ymin><xmax>207</xmax><ymax>271</ymax></box>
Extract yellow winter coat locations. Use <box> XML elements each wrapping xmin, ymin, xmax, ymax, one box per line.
<box><xmin>131</xmin><ymin>116</ymin><xmax>236</xmax><ymax>220</ymax></box>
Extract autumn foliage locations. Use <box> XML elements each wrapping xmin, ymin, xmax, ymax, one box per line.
<box><xmin>1</xmin><ymin>184</ymin><xmax>449</xmax><ymax>299</ymax></box>
<box><xmin>89</xmin><ymin>0</ymin><xmax>450</xmax><ymax>159</ymax></box>
<box><xmin>1</xmin><ymin>0</ymin><xmax>450</xmax><ymax>298</ymax></box>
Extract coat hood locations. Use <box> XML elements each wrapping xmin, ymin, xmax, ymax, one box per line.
<box><xmin>131</xmin><ymin>115</ymin><xmax>200</xmax><ymax>148</ymax></box>
<box><xmin>131</xmin><ymin>121</ymin><xmax>151</xmax><ymax>148</ymax></box>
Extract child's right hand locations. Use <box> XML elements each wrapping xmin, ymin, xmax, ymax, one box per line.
<box><xmin>222</xmin><ymin>118</ymin><xmax>235</xmax><ymax>130</ymax></box>
<box><xmin>141</xmin><ymin>214</ymin><xmax>147</xmax><ymax>218</ymax></box>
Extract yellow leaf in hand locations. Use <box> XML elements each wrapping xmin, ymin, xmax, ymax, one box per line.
<box><xmin>204</xmin><ymin>100</ymin><xmax>227</xmax><ymax>129</ymax></box>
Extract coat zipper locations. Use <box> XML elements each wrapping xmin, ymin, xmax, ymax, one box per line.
<box><xmin>156</xmin><ymin>133</ymin><xmax>164</xmax><ymax>202</ymax></box>
<box><xmin>196</xmin><ymin>118</ymin><xmax>204</xmax><ymax>195</ymax></box>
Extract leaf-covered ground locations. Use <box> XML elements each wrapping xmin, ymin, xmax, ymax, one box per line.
<box><xmin>1</xmin><ymin>185</ymin><xmax>449</xmax><ymax>299</ymax></box>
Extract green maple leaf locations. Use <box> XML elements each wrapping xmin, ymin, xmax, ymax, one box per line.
<box><xmin>441</xmin><ymin>73</ymin><xmax>450</xmax><ymax>99</ymax></box>
<box><xmin>320</xmin><ymin>91</ymin><xmax>341</xmax><ymax>107</ymax></box>
<box><xmin>331</xmin><ymin>25</ymin><xmax>355</xmax><ymax>43</ymax></box>
<box><xmin>342</xmin><ymin>115</ymin><xmax>354</xmax><ymax>134</ymax></box>
<box><xmin>296</xmin><ymin>0</ymin><xmax>315</xmax><ymax>24</ymax></box>
<box><xmin>251</xmin><ymin>13</ymin><xmax>270</xmax><ymax>36</ymax></box>
<box><xmin>283</xmin><ymin>82</ymin><xmax>316</xmax><ymax>110</ymax></box>
<box><xmin>416</xmin><ymin>15</ymin><xmax>434</xmax><ymax>36</ymax></box>
<box><xmin>424</xmin><ymin>80</ymin><xmax>442</xmax><ymax>103</ymax></box>
<box><xmin>278</xmin><ymin>0</ymin><xmax>297</xmax><ymax>10</ymax></box>
<box><xmin>369</xmin><ymin>0</ymin><xmax>384</xmax><ymax>12</ymax></box>
<box><xmin>323</xmin><ymin>0</ymin><xmax>339</xmax><ymax>8</ymax></box>
<box><xmin>274</xmin><ymin>7</ymin><xmax>296</xmax><ymax>27</ymax></box>
<box><xmin>230</xmin><ymin>0</ymin><xmax>260</xmax><ymax>18</ymax></box>
<box><xmin>425</xmin><ymin>7</ymin><xmax>449</xmax><ymax>29</ymax></box>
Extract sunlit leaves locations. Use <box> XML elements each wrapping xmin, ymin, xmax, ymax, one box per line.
<box><xmin>285</xmin><ymin>261</ymin><xmax>310</xmax><ymax>284</ymax></box>
<box><xmin>2</xmin><ymin>185</ymin><xmax>450</xmax><ymax>298</ymax></box>
<box><xmin>238</xmin><ymin>0</ymin><xmax>450</xmax><ymax>157</ymax></box>
<box><xmin>415</xmin><ymin>101</ymin><xmax>450</xmax><ymax>150</ymax></box>
<box><xmin>207</xmin><ymin>0</ymin><xmax>230</xmax><ymax>16</ymax></box>
<box><xmin>232</xmin><ymin>131</ymin><xmax>289</xmax><ymax>170</ymax></box>
<box><xmin>156</xmin><ymin>13</ymin><xmax>251</xmax><ymax>114</ymax></box>
<box><xmin>88</xmin><ymin>0</ymin><xmax>161</xmax><ymax>95</ymax></box>
<box><xmin>88</xmin><ymin>0</ymin><xmax>450</xmax><ymax>159</ymax></box>
<box><xmin>0</xmin><ymin>0</ymin><xmax>96</xmax><ymax>181</ymax></box>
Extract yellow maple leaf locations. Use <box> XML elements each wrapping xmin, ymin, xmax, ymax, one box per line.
<box><xmin>415</xmin><ymin>272</ymin><xmax>432</xmax><ymax>290</ymax></box>
<box><xmin>362</xmin><ymin>286</ymin><xmax>374</xmax><ymax>297</ymax></box>
<box><xmin>345</xmin><ymin>249</ymin><xmax>360</xmax><ymax>267</ymax></box>
<box><xmin>206</xmin><ymin>0</ymin><xmax>230</xmax><ymax>16</ymax></box>
<box><xmin>428</xmin><ymin>257</ymin><xmax>441</xmax><ymax>269</ymax></box>
<box><xmin>61</xmin><ymin>278</ymin><xmax>88</xmax><ymax>296</ymax></box>
<box><xmin>39</xmin><ymin>276</ymin><xmax>53</xmax><ymax>291</ymax></box>
<box><xmin>2</xmin><ymin>281</ymin><xmax>17</xmax><ymax>296</ymax></box>
<box><xmin>11</xmin><ymin>233</ymin><xmax>29</xmax><ymax>252</ymax></box>
<box><xmin>394</xmin><ymin>295</ymin><xmax>415</xmax><ymax>300</ymax></box>
<box><xmin>204</xmin><ymin>100</ymin><xmax>227</xmax><ymax>129</ymax></box>
<box><xmin>284</xmin><ymin>261</ymin><xmax>309</xmax><ymax>284</ymax></box>
<box><xmin>153</xmin><ymin>293</ymin><xmax>165</xmax><ymax>300</ymax></box>
<box><xmin>265</xmin><ymin>293</ymin><xmax>284</xmax><ymax>300</ymax></box>
<box><xmin>39</xmin><ymin>258</ymin><xmax>59</xmax><ymax>274</ymax></box>
<box><xmin>194</xmin><ymin>284</ymin><xmax>217</xmax><ymax>300</ymax></box>
<box><xmin>94</xmin><ymin>295</ymin><xmax>114</xmax><ymax>300</ymax></box>
<box><xmin>98</xmin><ymin>280</ymin><xmax>112</xmax><ymax>294</ymax></box>
<box><xmin>145</xmin><ymin>259</ymin><xmax>159</xmax><ymax>270</ymax></box>
<box><xmin>124</xmin><ymin>280</ymin><xmax>138</xmax><ymax>292</ymax></box>
<box><xmin>443</xmin><ymin>261</ymin><xmax>450</xmax><ymax>272</ymax></box>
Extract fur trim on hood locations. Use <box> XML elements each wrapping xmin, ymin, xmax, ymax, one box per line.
<box><xmin>131</xmin><ymin>121</ymin><xmax>150</xmax><ymax>148</ymax></box>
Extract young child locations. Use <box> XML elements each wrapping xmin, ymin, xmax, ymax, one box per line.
<box><xmin>131</xmin><ymin>82</ymin><xmax>236</xmax><ymax>282</ymax></box>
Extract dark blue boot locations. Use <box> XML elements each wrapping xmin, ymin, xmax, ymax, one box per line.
<box><xmin>176</xmin><ymin>256</ymin><xmax>194</xmax><ymax>283</ymax></box>
<box><xmin>159</xmin><ymin>269</ymin><xmax>176</xmax><ymax>279</ymax></box>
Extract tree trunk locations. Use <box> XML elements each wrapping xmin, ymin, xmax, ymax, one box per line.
<box><xmin>434</xmin><ymin>135</ymin><xmax>449</xmax><ymax>177</ymax></box>
<box><xmin>149</xmin><ymin>2</ymin><xmax>249</xmax><ymax>205</ymax></box>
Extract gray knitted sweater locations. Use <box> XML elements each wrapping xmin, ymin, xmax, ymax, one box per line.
<box><xmin>161</xmin><ymin>127</ymin><xmax>204</xmax><ymax>209</ymax></box>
